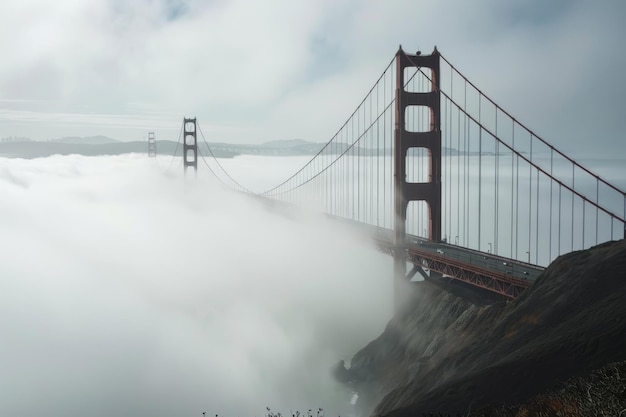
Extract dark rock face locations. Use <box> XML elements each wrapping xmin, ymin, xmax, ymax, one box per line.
<box><xmin>340</xmin><ymin>240</ymin><xmax>626</xmax><ymax>416</ymax></box>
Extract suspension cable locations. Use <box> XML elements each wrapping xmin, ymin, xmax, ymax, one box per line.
<box><xmin>197</xmin><ymin>147</ymin><xmax>228</xmax><ymax>187</ymax></box>
<box><xmin>403</xmin><ymin>51</ymin><xmax>625</xmax><ymax>222</ymax></box>
<box><xmin>164</xmin><ymin>121</ymin><xmax>184</xmax><ymax>171</ymax></box>
<box><xmin>259</xmin><ymin>55</ymin><xmax>397</xmax><ymax>196</ymax></box>
<box><xmin>196</xmin><ymin>121</ymin><xmax>252</xmax><ymax>193</ymax></box>
<box><xmin>262</xmin><ymin>55</ymin><xmax>427</xmax><ymax>198</ymax></box>
<box><xmin>439</xmin><ymin>53</ymin><xmax>625</xmax><ymax>197</ymax></box>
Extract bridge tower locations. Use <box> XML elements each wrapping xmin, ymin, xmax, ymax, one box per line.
<box><xmin>183</xmin><ymin>117</ymin><xmax>198</xmax><ymax>174</ymax></box>
<box><xmin>393</xmin><ymin>47</ymin><xmax>441</xmax><ymax>308</ymax></box>
<box><xmin>148</xmin><ymin>131</ymin><xmax>157</xmax><ymax>157</ymax></box>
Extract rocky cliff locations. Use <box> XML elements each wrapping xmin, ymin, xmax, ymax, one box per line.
<box><xmin>337</xmin><ymin>239</ymin><xmax>626</xmax><ymax>416</ymax></box>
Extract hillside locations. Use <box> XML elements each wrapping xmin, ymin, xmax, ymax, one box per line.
<box><xmin>0</xmin><ymin>140</ymin><xmax>236</xmax><ymax>158</ymax></box>
<box><xmin>336</xmin><ymin>239</ymin><xmax>626</xmax><ymax>416</ymax></box>
<box><xmin>0</xmin><ymin>136</ymin><xmax>472</xmax><ymax>159</ymax></box>
<box><xmin>51</xmin><ymin>135</ymin><xmax>120</xmax><ymax>144</ymax></box>
<box><xmin>0</xmin><ymin>137</ymin><xmax>324</xmax><ymax>158</ymax></box>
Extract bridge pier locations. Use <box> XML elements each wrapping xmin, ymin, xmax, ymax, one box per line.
<box><xmin>393</xmin><ymin>46</ymin><xmax>442</xmax><ymax>311</ymax></box>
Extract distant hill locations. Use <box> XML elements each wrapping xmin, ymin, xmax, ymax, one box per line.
<box><xmin>0</xmin><ymin>134</ymin><xmax>488</xmax><ymax>159</ymax></box>
<box><xmin>0</xmin><ymin>138</ymin><xmax>312</xmax><ymax>159</ymax></box>
<box><xmin>261</xmin><ymin>139</ymin><xmax>312</xmax><ymax>148</ymax></box>
<box><xmin>51</xmin><ymin>135</ymin><xmax>120</xmax><ymax>145</ymax></box>
<box><xmin>2</xmin><ymin>137</ymin><xmax>464</xmax><ymax>159</ymax></box>
<box><xmin>207</xmin><ymin>138</ymin><xmax>326</xmax><ymax>156</ymax></box>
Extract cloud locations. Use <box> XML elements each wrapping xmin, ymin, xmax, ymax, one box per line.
<box><xmin>0</xmin><ymin>0</ymin><xmax>624</xmax><ymax>159</ymax></box>
<box><xmin>0</xmin><ymin>154</ymin><xmax>393</xmax><ymax>417</ymax></box>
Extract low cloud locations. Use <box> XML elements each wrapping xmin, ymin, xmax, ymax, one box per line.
<box><xmin>0</xmin><ymin>154</ymin><xmax>393</xmax><ymax>417</ymax></box>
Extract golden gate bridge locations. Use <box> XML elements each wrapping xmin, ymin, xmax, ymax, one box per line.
<box><xmin>156</xmin><ymin>47</ymin><xmax>626</xmax><ymax>303</ymax></box>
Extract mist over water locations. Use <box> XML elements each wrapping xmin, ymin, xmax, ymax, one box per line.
<box><xmin>0</xmin><ymin>154</ymin><xmax>392</xmax><ymax>417</ymax></box>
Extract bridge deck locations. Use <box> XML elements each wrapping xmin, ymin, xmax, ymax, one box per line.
<box><xmin>355</xmin><ymin>222</ymin><xmax>544</xmax><ymax>299</ymax></box>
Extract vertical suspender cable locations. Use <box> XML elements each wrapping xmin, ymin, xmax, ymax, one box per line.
<box><xmin>442</xmin><ymin>89</ymin><xmax>447</xmax><ymax>240</ymax></box>
<box><xmin>368</xmin><ymin>93</ymin><xmax>372</xmax><ymax>223</ymax></box>
<box><xmin>465</xmin><ymin>80</ymin><xmax>469</xmax><ymax>246</ymax></box>
<box><xmin>357</xmin><ymin>104</ymin><xmax>361</xmax><ymax>222</ymax></box>
<box><xmin>376</xmin><ymin>81</ymin><xmax>384</xmax><ymax>226</ymax></box>
<box><xmin>611</xmin><ymin>194</ymin><xmax>626</xmax><ymax>240</ymax></box>
<box><xmin>451</xmin><ymin>66</ymin><xmax>456</xmax><ymax>243</ymax></box>
<box><xmin>383</xmin><ymin>72</ymin><xmax>387</xmax><ymax>228</ymax></box>
<box><xmin>535</xmin><ymin>169</ymin><xmax>539</xmax><ymax>264</ymax></box>
<box><xmin>580</xmin><ymin>200</ymin><xmax>587</xmax><ymax>249</ymax></box>
<box><xmin>511</xmin><ymin>121</ymin><xmax>515</xmax><ymax>259</ymax></box>
<box><xmin>494</xmin><ymin>107</ymin><xmax>498</xmax><ymax>254</ymax></box>
<box><xmin>446</xmin><ymin>67</ymin><xmax>450</xmax><ymax>241</ymax></box>
<box><xmin>550</xmin><ymin>148</ymin><xmax>554</xmax><ymax>261</ymax></box>
<box><xmin>571</xmin><ymin>165</ymin><xmax>575</xmax><ymax>251</ymax></box>
<box><xmin>457</xmin><ymin>82</ymin><xmax>461</xmax><ymax>246</ymax></box>
<box><xmin>350</xmin><ymin>117</ymin><xmax>353</xmax><ymax>219</ymax></box>
<box><xmin>558</xmin><ymin>184</ymin><xmax>562</xmax><ymax>255</ymax></box>
<box><xmin>528</xmin><ymin>134</ymin><xmax>533</xmax><ymax>261</ymax></box>
<box><xmin>595</xmin><ymin>178</ymin><xmax>599</xmax><ymax>245</ymax></box>
<box><xmin>478</xmin><ymin>95</ymin><xmax>482</xmax><ymax>250</ymax></box>
<box><xmin>515</xmin><ymin>128</ymin><xmax>519</xmax><ymax>260</ymax></box>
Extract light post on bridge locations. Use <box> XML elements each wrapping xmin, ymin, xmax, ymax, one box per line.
<box><xmin>526</xmin><ymin>251</ymin><xmax>530</xmax><ymax>263</ymax></box>
<box><xmin>503</xmin><ymin>262</ymin><xmax>512</xmax><ymax>276</ymax></box>
<box><xmin>455</xmin><ymin>235</ymin><xmax>458</xmax><ymax>245</ymax></box>
<box><xmin>487</xmin><ymin>242</ymin><xmax>492</xmax><ymax>254</ymax></box>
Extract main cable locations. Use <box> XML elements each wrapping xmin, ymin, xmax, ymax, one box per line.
<box><xmin>165</xmin><ymin>121</ymin><xmax>184</xmax><ymax>172</ymax></box>
<box><xmin>262</xmin><ymin>54</ymin><xmax>425</xmax><ymax>198</ymax></box>
<box><xmin>196</xmin><ymin>122</ymin><xmax>252</xmax><ymax>193</ymax></box>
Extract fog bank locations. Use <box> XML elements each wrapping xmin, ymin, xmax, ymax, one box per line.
<box><xmin>0</xmin><ymin>154</ymin><xmax>392</xmax><ymax>417</ymax></box>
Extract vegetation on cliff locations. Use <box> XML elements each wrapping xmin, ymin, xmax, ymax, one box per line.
<box><xmin>469</xmin><ymin>359</ymin><xmax>626</xmax><ymax>417</ymax></box>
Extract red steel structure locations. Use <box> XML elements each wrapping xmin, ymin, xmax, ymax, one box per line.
<box><xmin>375</xmin><ymin>236</ymin><xmax>533</xmax><ymax>300</ymax></box>
<box><xmin>406</xmin><ymin>247</ymin><xmax>531</xmax><ymax>299</ymax></box>
<box><xmin>394</xmin><ymin>47</ymin><xmax>442</xmax><ymax>307</ymax></box>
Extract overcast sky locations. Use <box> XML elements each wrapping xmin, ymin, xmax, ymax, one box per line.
<box><xmin>0</xmin><ymin>0</ymin><xmax>624</xmax><ymax>158</ymax></box>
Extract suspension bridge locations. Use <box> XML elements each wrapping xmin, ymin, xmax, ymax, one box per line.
<box><xmin>154</xmin><ymin>47</ymin><xmax>626</xmax><ymax>304</ymax></box>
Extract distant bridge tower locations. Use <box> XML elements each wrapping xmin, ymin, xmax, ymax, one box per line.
<box><xmin>148</xmin><ymin>131</ymin><xmax>157</xmax><ymax>157</ymax></box>
<box><xmin>183</xmin><ymin>117</ymin><xmax>198</xmax><ymax>174</ymax></box>
<box><xmin>393</xmin><ymin>47</ymin><xmax>441</xmax><ymax>308</ymax></box>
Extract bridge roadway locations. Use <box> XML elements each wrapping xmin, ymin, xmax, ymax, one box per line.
<box><xmin>334</xmin><ymin>219</ymin><xmax>545</xmax><ymax>298</ymax></box>
<box><xmin>404</xmin><ymin>234</ymin><xmax>542</xmax><ymax>281</ymax></box>
<box><xmin>335</xmin><ymin>221</ymin><xmax>544</xmax><ymax>281</ymax></box>
<box><xmin>367</xmin><ymin>226</ymin><xmax>544</xmax><ymax>298</ymax></box>
<box><xmin>257</xmin><ymin>198</ymin><xmax>544</xmax><ymax>298</ymax></box>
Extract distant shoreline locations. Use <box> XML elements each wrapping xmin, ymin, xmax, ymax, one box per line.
<box><xmin>0</xmin><ymin>137</ymin><xmax>491</xmax><ymax>160</ymax></box>
<box><xmin>0</xmin><ymin>139</ymin><xmax>328</xmax><ymax>159</ymax></box>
